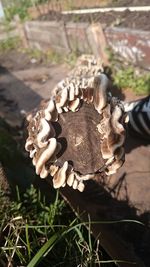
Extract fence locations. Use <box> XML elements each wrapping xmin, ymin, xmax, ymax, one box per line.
<box><xmin>0</xmin><ymin>0</ymin><xmax>150</xmax><ymax>70</ymax></box>
<box><xmin>24</xmin><ymin>20</ymin><xmax>110</xmax><ymax>65</ymax></box>
<box><xmin>24</xmin><ymin>20</ymin><xmax>150</xmax><ymax>70</ymax></box>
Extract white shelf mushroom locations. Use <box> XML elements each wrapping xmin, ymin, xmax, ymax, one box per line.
<box><xmin>35</xmin><ymin>138</ymin><xmax>57</xmax><ymax>176</ymax></box>
<box><xmin>53</xmin><ymin>161</ymin><xmax>68</xmax><ymax>189</ymax></box>
<box><xmin>36</xmin><ymin>118</ymin><xmax>52</xmax><ymax>148</ymax></box>
<box><xmin>93</xmin><ymin>74</ymin><xmax>109</xmax><ymax>114</ymax></box>
<box><xmin>44</xmin><ymin>99</ymin><xmax>58</xmax><ymax>121</ymax></box>
<box><xmin>25</xmin><ymin>55</ymin><xmax>126</xmax><ymax>192</ymax></box>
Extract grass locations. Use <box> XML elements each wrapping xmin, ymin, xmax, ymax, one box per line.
<box><xmin>26</xmin><ymin>48</ymin><xmax>64</xmax><ymax>64</ymax></box>
<box><xmin>0</xmin><ymin>185</ymin><xmax>140</xmax><ymax>267</ymax></box>
<box><xmin>0</xmin><ymin>185</ymin><xmax>105</xmax><ymax>267</ymax></box>
<box><xmin>113</xmin><ymin>66</ymin><xmax>150</xmax><ymax>95</ymax></box>
<box><xmin>0</xmin><ymin>36</ymin><xmax>79</xmax><ymax>67</ymax></box>
<box><xmin>106</xmin><ymin>47</ymin><xmax>150</xmax><ymax>95</ymax></box>
<box><xmin>23</xmin><ymin>47</ymin><xmax>79</xmax><ymax>66</ymax></box>
<box><xmin>0</xmin><ymin>36</ymin><xmax>21</xmax><ymax>53</ymax></box>
<box><xmin>3</xmin><ymin>0</ymin><xmax>113</xmax><ymax>22</ymax></box>
<box><xmin>0</xmin><ymin>183</ymin><xmax>143</xmax><ymax>267</ymax></box>
<box><xmin>4</xmin><ymin>0</ymin><xmax>32</xmax><ymax>22</ymax></box>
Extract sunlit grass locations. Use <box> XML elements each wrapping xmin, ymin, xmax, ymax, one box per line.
<box><xmin>0</xmin><ymin>183</ymin><xmax>144</xmax><ymax>267</ymax></box>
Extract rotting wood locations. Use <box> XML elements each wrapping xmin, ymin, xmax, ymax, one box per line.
<box><xmin>87</xmin><ymin>23</ymin><xmax>109</xmax><ymax>65</ymax></box>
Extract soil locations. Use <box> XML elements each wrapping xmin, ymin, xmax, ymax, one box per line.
<box><xmin>0</xmin><ymin>51</ymin><xmax>70</xmax><ymax>127</ymax></box>
<box><xmin>39</xmin><ymin>9</ymin><xmax>150</xmax><ymax>32</ymax></box>
<box><xmin>107</xmin><ymin>0</ymin><xmax>150</xmax><ymax>7</ymax></box>
<box><xmin>0</xmin><ymin>50</ymin><xmax>150</xmax><ymax>266</ymax></box>
<box><xmin>0</xmin><ymin>50</ymin><xmax>54</xmax><ymax>71</ymax></box>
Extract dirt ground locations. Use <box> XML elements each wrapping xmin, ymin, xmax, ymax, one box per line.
<box><xmin>0</xmin><ymin>50</ymin><xmax>150</xmax><ymax>266</ymax></box>
<box><xmin>108</xmin><ymin>0</ymin><xmax>150</xmax><ymax>7</ymax></box>
<box><xmin>0</xmin><ymin>51</ymin><xmax>70</xmax><ymax>126</ymax></box>
<box><xmin>39</xmin><ymin>9</ymin><xmax>150</xmax><ymax>32</ymax></box>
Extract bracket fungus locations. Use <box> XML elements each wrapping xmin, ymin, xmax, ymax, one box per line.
<box><xmin>25</xmin><ymin>55</ymin><xmax>126</xmax><ymax>192</ymax></box>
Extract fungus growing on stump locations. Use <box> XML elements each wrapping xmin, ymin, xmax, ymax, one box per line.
<box><xmin>25</xmin><ymin>56</ymin><xmax>126</xmax><ymax>192</ymax></box>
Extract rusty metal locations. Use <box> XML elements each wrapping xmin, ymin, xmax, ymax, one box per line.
<box><xmin>105</xmin><ymin>27</ymin><xmax>150</xmax><ymax>70</ymax></box>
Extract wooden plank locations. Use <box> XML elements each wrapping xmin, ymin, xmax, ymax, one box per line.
<box><xmin>25</xmin><ymin>20</ymin><xmax>63</xmax><ymax>29</ymax></box>
<box><xmin>24</xmin><ymin>21</ymin><xmax>70</xmax><ymax>54</ymax></box>
<box><xmin>65</xmin><ymin>22</ymin><xmax>91</xmax><ymax>53</ymax></box>
<box><xmin>87</xmin><ymin>23</ymin><xmax>109</xmax><ymax>64</ymax></box>
<box><xmin>62</xmin><ymin>6</ymin><xmax>150</xmax><ymax>14</ymax></box>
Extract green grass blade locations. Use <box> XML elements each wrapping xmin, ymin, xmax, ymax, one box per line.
<box><xmin>88</xmin><ymin>215</ymin><xmax>92</xmax><ymax>252</ymax></box>
<box><xmin>25</xmin><ymin>224</ymin><xmax>31</xmax><ymax>260</ymax></box>
<box><xmin>27</xmin><ymin>231</ymin><xmax>61</xmax><ymax>267</ymax></box>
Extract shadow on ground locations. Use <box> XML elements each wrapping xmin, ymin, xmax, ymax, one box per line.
<box><xmin>0</xmin><ymin>65</ymin><xmax>42</xmax><ymax>126</ymax></box>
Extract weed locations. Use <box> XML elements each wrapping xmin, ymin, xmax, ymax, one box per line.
<box><xmin>106</xmin><ymin>47</ymin><xmax>150</xmax><ymax>95</ymax></box>
<box><xmin>0</xmin><ymin>36</ymin><xmax>21</xmax><ymax>53</ymax></box>
<box><xmin>64</xmin><ymin>50</ymin><xmax>80</xmax><ymax>67</ymax></box>
<box><xmin>0</xmin><ymin>185</ymin><xmax>64</xmax><ymax>265</ymax></box>
<box><xmin>46</xmin><ymin>49</ymin><xmax>64</xmax><ymax>64</ymax></box>
<box><xmin>4</xmin><ymin>0</ymin><xmax>31</xmax><ymax>22</ymax></box>
<box><xmin>113</xmin><ymin>66</ymin><xmax>150</xmax><ymax>95</ymax></box>
<box><xmin>0</xmin><ymin>185</ymin><xmax>105</xmax><ymax>267</ymax></box>
<box><xmin>24</xmin><ymin>47</ymin><xmax>79</xmax><ymax>66</ymax></box>
<box><xmin>0</xmin><ymin>183</ymin><xmax>140</xmax><ymax>266</ymax></box>
<box><xmin>24</xmin><ymin>48</ymin><xmax>45</xmax><ymax>61</ymax></box>
<box><xmin>4</xmin><ymin>0</ymin><xmax>62</xmax><ymax>22</ymax></box>
<box><xmin>23</xmin><ymin>47</ymin><xmax>63</xmax><ymax>64</ymax></box>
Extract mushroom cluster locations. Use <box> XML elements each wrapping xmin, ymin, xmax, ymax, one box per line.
<box><xmin>25</xmin><ymin>55</ymin><xmax>126</xmax><ymax>192</ymax></box>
